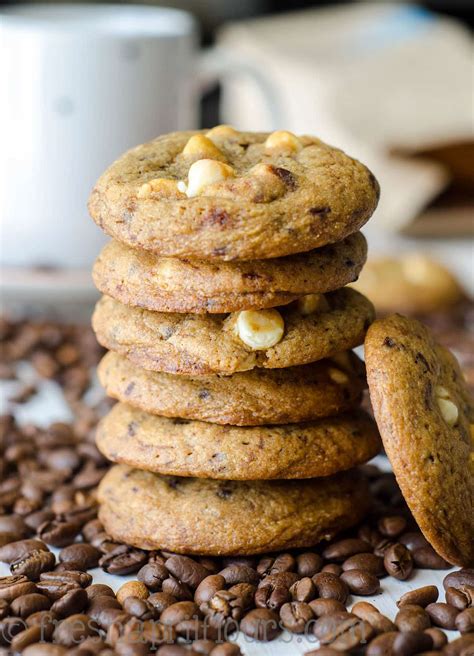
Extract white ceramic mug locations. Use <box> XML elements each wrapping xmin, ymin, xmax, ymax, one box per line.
<box><xmin>0</xmin><ymin>4</ymin><xmax>281</xmax><ymax>276</ymax></box>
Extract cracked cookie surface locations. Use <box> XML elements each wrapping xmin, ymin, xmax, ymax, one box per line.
<box><xmin>365</xmin><ymin>314</ymin><xmax>474</xmax><ymax>567</ymax></box>
<box><xmin>98</xmin><ymin>350</ymin><xmax>366</xmax><ymax>425</ymax></box>
<box><xmin>88</xmin><ymin>129</ymin><xmax>379</xmax><ymax>261</ymax></box>
<box><xmin>96</xmin><ymin>403</ymin><xmax>380</xmax><ymax>480</ymax></box>
<box><xmin>98</xmin><ymin>465</ymin><xmax>370</xmax><ymax>555</ymax></box>
<box><xmin>92</xmin><ymin>289</ymin><xmax>374</xmax><ymax>375</ymax></box>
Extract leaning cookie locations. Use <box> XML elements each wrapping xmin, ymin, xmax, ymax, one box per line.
<box><xmin>365</xmin><ymin>314</ymin><xmax>474</xmax><ymax>567</ymax></box>
<box><xmin>96</xmin><ymin>403</ymin><xmax>380</xmax><ymax>480</ymax></box>
<box><xmin>98</xmin><ymin>351</ymin><xmax>366</xmax><ymax>425</ymax></box>
<box><xmin>92</xmin><ymin>289</ymin><xmax>374</xmax><ymax>375</ymax></box>
<box><xmin>93</xmin><ymin>232</ymin><xmax>367</xmax><ymax>313</ymax></box>
<box><xmin>98</xmin><ymin>465</ymin><xmax>371</xmax><ymax>555</ymax></box>
<box><xmin>88</xmin><ymin>128</ymin><xmax>379</xmax><ymax>261</ymax></box>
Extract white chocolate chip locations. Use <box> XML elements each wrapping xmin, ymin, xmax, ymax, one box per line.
<box><xmin>184</xmin><ymin>159</ymin><xmax>235</xmax><ymax>198</ymax></box>
<box><xmin>328</xmin><ymin>368</ymin><xmax>349</xmax><ymax>385</ymax></box>
<box><xmin>206</xmin><ymin>125</ymin><xmax>239</xmax><ymax>142</ymax></box>
<box><xmin>182</xmin><ymin>134</ymin><xmax>225</xmax><ymax>160</ymax></box>
<box><xmin>297</xmin><ymin>294</ymin><xmax>329</xmax><ymax>316</ymax></box>
<box><xmin>137</xmin><ymin>178</ymin><xmax>185</xmax><ymax>199</ymax></box>
<box><xmin>265</xmin><ymin>130</ymin><xmax>302</xmax><ymax>153</ymax></box>
<box><xmin>437</xmin><ymin>397</ymin><xmax>459</xmax><ymax>427</ymax></box>
<box><xmin>434</xmin><ymin>385</ymin><xmax>450</xmax><ymax>400</ymax></box>
<box><xmin>235</xmin><ymin>309</ymin><xmax>284</xmax><ymax>350</ymax></box>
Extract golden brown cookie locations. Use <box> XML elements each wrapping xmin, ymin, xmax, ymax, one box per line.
<box><xmin>352</xmin><ymin>254</ymin><xmax>466</xmax><ymax>315</ymax></box>
<box><xmin>98</xmin><ymin>350</ymin><xmax>366</xmax><ymax>425</ymax></box>
<box><xmin>92</xmin><ymin>289</ymin><xmax>374</xmax><ymax>375</ymax></box>
<box><xmin>92</xmin><ymin>232</ymin><xmax>367</xmax><ymax>314</ymax></box>
<box><xmin>88</xmin><ymin>128</ymin><xmax>379</xmax><ymax>261</ymax></box>
<box><xmin>98</xmin><ymin>465</ymin><xmax>370</xmax><ymax>555</ymax></box>
<box><xmin>96</xmin><ymin>403</ymin><xmax>380</xmax><ymax>480</ymax></box>
<box><xmin>365</xmin><ymin>314</ymin><xmax>474</xmax><ymax>567</ymax></box>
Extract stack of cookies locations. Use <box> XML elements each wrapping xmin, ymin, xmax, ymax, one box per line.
<box><xmin>89</xmin><ymin>127</ymin><xmax>381</xmax><ymax>556</ymax></box>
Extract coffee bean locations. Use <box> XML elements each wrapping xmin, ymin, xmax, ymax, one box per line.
<box><xmin>209</xmin><ymin>644</ymin><xmax>242</xmax><ymax>656</ymax></box>
<box><xmin>91</xmin><ymin>606</ymin><xmax>128</xmax><ymax>631</ymax></box>
<box><xmin>366</xmin><ymin>631</ymin><xmax>398</xmax><ymax>656</ymax></box>
<box><xmin>58</xmin><ymin>543</ymin><xmax>100</xmax><ymax>569</ymax></box>
<box><xmin>280</xmin><ymin>601</ymin><xmax>313</xmax><ymax>633</ymax></box>
<box><xmin>340</xmin><ymin>569</ymin><xmax>381</xmax><ymax>595</ymax></box>
<box><xmin>36</xmin><ymin>580</ymin><xmax>80</xmax><ymax>602</ymax></box>
<box><xmin>24</xmin><ymin>511</ymin><xmax>54</xmax><ymax>532</ymax></box>
<box><xmin>321</xmin><ymin>564</ymin><xmax>343</xmax><ymax>576</ymax></box>
<box><xmin>26</xmin><ymin>609</ymin><xmax>59</xmax><ymax>635</ymax></box>
<box><xmin>114</xmin><ymin>635</ymin><xmax>150</xmax><ymax>656</ymax></box>
<box><xmin>53</xmin><ymin>613</ymin><xmax>100</xmax><ymax>646</ymax></box>
<box><xmin>342</xmin><ymin>553</ymin><xmax>385</xmax><ymax>577</ymax></box>
<box><xmin>304</xmin><ymin>649</ymin><xmax>340</xmax><ymax>656</ymax></box>
<box><xmin>0</xmin><ymin>540</ymin><xmax>49</xmax><ymax>564</ymax></box>
<box><xmin>397</xmin><ymin>585</ymin><xmax>439</xmax><ymax>608</ymax></box>
<box><xmin>255</xmin><ymin>572</ymin><xmax>297</xmax><ymax>610</ymax></box>
<box><xmin>290</xmin><ymin>577</ymin><xmax>316</xmax><ymax>602</ymax></box>
<box><xmin>0</xmin><ymin>600</ymin><xmax>8</xmax><ymax>620</ymax></box>
<box><xmin>312</xmin><ymin>572</ymin><xmax>349</xmax><ymax>604</ymax></box>
<box><xmin>383</xmin><ymin>543</ymin><xmax>413</xmax><ymax>580</ymax></box>
<box><xmin>351</xmin><ymin>602</ymin><xmax>396</xmax><ymax>634</ymax></box>
<box><xmin>116</xmin><ymin>581</ymin><xmax>149</xmax><ymax>605</ymax></box>
<box><xmin>37</xmin><ymin>519</ymin><xmax>82</xmax><ymax>548</ymax></box>
<box><xmin>10</xmin><ymin>594</ymin><xmax>50</xmax><ymax>618</ymax></box>
<box><xmin>122</xmin><ymin>596</ymin><xmax>155</xmax><ymax>621</ymax></box>
<box><xmin>0</xmin><ymin>575</ymin><xmax>37</xmax><ymax>602</ymax></box>
<box><xmin>309</xmin><ymin>599</ymin><xmax>346</xmax><ymax>618</ymax></box>
<box><xmin>240</xmin><ymin>608</ymin><xmax>281</xmax><ymax>641</ymax></box>
<box><xmin>444</xmin><ymin>569</ymin><xmax>474</xmax><ymax>591</ymax></box>
<box><xmin>399</xmin><ymin>531</ymin><xmax>429</xmax><ymax>552</ymax></box>
<box><xmin>0</xmin><ymin>516</ymin><xmax>28</xmax><ymax>539</ymax></box>
<box><xmin>99</xmin><ymin>545</ymin><xmax>147</xmax><ymax>575</ymax></box>
<box><xmin>269</xmin><ymin>553</ymin><xmax>296</xmax><ymax>574</ymax></box>
<box><xmin>137</xmin><ymin>562</ymin><xmax>168</xmax><ymax>592</ymax></box>
<box><xmin>85</xmin><ymin>583</ymin><xmax>115</xmax><ymax>601</ymax></box>
<box><xmin>227</xmin><ymin>583</ymin><xmax>255</xmax><ymax>612</ymax></box>
<box><xmin>175</xmin><ymin>617</ymin><xmax>218</xmax><ymax>641</ymax></box>
<box><xmin>162</xmin><ymin>576</ymin><xmax>193</xmax><ymax>601</ymax></box>
<box><xmin>147</xmin><ymin>592</ymin><xmax>177</xmax><ymax>616</ymax></box>
<box><xmin>426</xmin><ymin>602</ymin><xmax>458</xmax><ymax>629</ymax></box>
<box><xmin>315</xmin><ymin>612</ymin><xmax>374</xmax><ymax>650</ymax></box>
<box><xmin>424</xmin><ymin>627</ymin><xmax>447</xmax><ymax>649</ymax></box>
<box><xmin>377</xmin><ymin>515</ymin><xmax>407</xmax><ymax>538</ymax></box>
<box><xmin>395</xmin><ymin>605</ymin><xmax>431</xmax><ymax>632</ymax></box>
<box><xmin>50</xmin><ymin>588</ymin><xmax>88</xmax><ymax>617</ymax></box>
<box><xmin>23</xmin><ymin>644</ymin><xmax>67</xmax><ymax>656</ymax></box>
<box><xmin>413</xmin><ymin>546</ymin><xmax>451</xmax><ymax>569</ymax></box>
<box><xmin>218</xmin><ymin>564</ymin><xmax>259</xmax><ymax>586</ymax></box>
<box><xmin>195</xmin><ymin>575</ymin><xmax>226</xmax><ymax>605</ymax></box>
<box><xmin>392</xmin><ymin>630</ymin><xmax>433</xmax><ymax>655</ymax></box>
<box><xmin>323</xmin><ymin>538</ymin><xmax>371</xmax><ymax>562</ymax></box>
<box><xmin>0</xmin><ymin>616</ymin><xmax>26</xmax><ymax>646</ymax></box>
<box><xmin>10</xmin><ymin>625</ymin><xmax>42</xmax><ymax>652</ymax></box>
<box><xmin>165</xmin><ymin>555</ymin><xmax>209</xmax><ymax>589</ymax></box>
<box><xmin>40</xmin><ymin>569</ymin><xmax>92</xmax><ymax>588</ymax></box>
<box><xmin>296</xmin><ymin>552</ymin><xmax>323</xmax><ymax>577</ymax></box>
<box><xmin>443</xmin><ymin>634</ymin><xmax>474</xmax><ymax>655</ymax></box>
<box><xmin>10</xmin><ymin>549</ymin><xmax>56</xmax><ymax>580</ymax></box>
<box><xmin>456</xmin><ymin>607</ymin><xmax>474</xmax><ymax>634</ymax></box>
<box><xmin>156</xmin><ymin>647</ymin><xmax>188</xmax><ymax>656</ymax></box>
<box><xmin>161</xmin><ymin>601</ymin><xmax>200</xmax><ymax>626</ymax></box>
<box><xmin>358</xmin><ymin>525</ymin><xmax>384</xmax><ymax>549</ymax></box>
<box><xmin>446</xmin><ymin>585</ymin><xmax>474</xmax><ymax>610</ymax></box>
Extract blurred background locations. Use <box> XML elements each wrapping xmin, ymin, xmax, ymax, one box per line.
<box><xmin>0</xmin><ymin>0</ymin><xmax>472</xmax><ymax>316</ymax></box>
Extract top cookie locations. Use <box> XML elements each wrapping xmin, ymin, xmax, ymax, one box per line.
<box><xmin>88</xmin><ymin>127</ymin><xmax>379</xmax><ymax>261</ymax></box>
<box><xmin>365</xmin><ymin>314</ymin><xmax>474</xmax><ymax>567</ymax></box>
<box><xmin>353</xmin><ymin>254</ymin><xmax>466</xmax><ymax>315</ymax></box>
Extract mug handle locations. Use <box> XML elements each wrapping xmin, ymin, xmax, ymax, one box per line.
<box><xmin>198</xmin><ymin>46</ymin><xmax>284</xmax><ymax>130</ymax></box>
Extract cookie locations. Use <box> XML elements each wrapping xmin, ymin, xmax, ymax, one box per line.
<box><xmin>92</xmin><ymin>232</ymin><xmax>367</xmax><ymax>314</ymax></box>
<box><xmin>98</xmin><ymin>465</ymin><xmax>370</xmax><ymax>555</ymax></box>
<box><xmin>92</xmin><ymin>289</ymin><xmax>374</xmax><ymax>375</ymax></box>
<box><xmin>98</xmin><ymin>350</ymin><xmax>366</xmax><ymax>425</ymax></box>
<box><xmin>352</xmin><ymin>254</ymin><xmax>466</xmax><ymax>315</ymax></box>
<box><xmin>88</xmin><ymin>128</ymin><xmax>379</xmax><ymax>261</ymax></box>
<box><xmin>365</xmin><ymin>314</ymin><xmax>474</xmax><ymax>567</ymax></box>
<box><xmin>96</xmin><ymin>403</ymin><xmax>380</xmax><ymax>480</ymax></box>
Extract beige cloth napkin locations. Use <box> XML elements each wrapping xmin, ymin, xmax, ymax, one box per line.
<box><xmin>218</xmin><ymin>3</ymin><xmax>473</xmax><ymax>231</ymax></box>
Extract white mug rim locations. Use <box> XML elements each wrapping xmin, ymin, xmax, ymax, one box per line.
<box><xmin>0</xmin><ymin>3</ymin><xmax>197</xmax><ymax>38</ymax></box>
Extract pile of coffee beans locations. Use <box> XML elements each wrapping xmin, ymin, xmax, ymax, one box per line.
<box><xmin>1</xmin><ymin>317</ymin><xmax>473</xmax><ymax>655</ymax></box>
